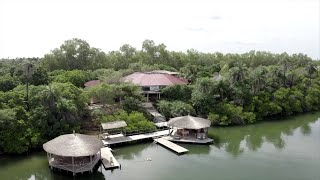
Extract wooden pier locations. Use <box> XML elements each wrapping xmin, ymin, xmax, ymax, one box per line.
<box><xmin>102</xmin><ymin>130</ymin><xmax>169</xmax><ymax>146</ymax></box>
<box><xmin>164</xmin><ymin>136</ymin><xmax>213</xmax><ymax>144</ymax></box>
<box><xmin>154</xmin><ymin>137</ymin><xmax>188</xmax><ymax>154</ymax></box>
<box><xmin>101</xmin><ymin>147</ymin><xmax>120</xmax><ymax>169</ymax></box>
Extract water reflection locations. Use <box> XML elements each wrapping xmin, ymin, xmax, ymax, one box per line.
<box><xmin>181</xmin><ymin>144</ymin><xmax>211</xmax><ymax>155</ymax></box>
<box><xmin>0</xmin><ymin>152</ymin><xmax>106</xmax><ymax>180</ymax></box>
<box><xmin>0</xmin><ymin>113</ymin><xmax>319</xmax><ymax>180</ymax></box>
<box><xmin>211</xmin><ymin>112</ymin><xmax>319</xmax><ymax>157</ymax></box>
<box><xmin>300</xmin><ymin>123</ymin><xmax>311</xmax><ymax>135</ymax></box>
<box><xmin>114</xmin><ymin>143</ymin><xmax>152</xmax><ymax>160</ymax></box>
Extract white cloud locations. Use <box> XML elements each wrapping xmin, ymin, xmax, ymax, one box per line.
<box><xmin>0</xmin><ymin>0</ymin><xmax>319</xmax><ymax>59</ymax></box>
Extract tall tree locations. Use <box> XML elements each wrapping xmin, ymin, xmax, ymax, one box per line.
<box><xmin>250</xmin><ymin>66</ymin><xmax>267</xmax><ymax>94</ymax></box>
<box><xmin>305</xmin><ymin>63</ymin><xmax>318</xmax><ymax>84</ymax></box>
<box><xmin>278</xmin><ymin>55</ymin><xmax>291</xmax><ymax>87</ymax></box>
<box><xmin>228</xmin><ymin>62</ymin><xmax>248</xmax><ymax>84</ymax></box>
<box><xmin>23</xmin><ymin>63</ymin><xmax>34</xmax><ymax>111</ymax></box>
<box><xmin>42</xmin><ymin>38</ymin><xmax>106</xmax><ymax>71</ymax></box>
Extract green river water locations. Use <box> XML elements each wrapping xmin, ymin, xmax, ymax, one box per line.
<box><xmin>0</xmin><ymin>112</ymin><xmax>319</xmax><ymax>180</ymax></box>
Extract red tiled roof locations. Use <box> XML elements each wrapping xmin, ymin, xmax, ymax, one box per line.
<box><xmin>122</xmin><ymin>72</ymin><xmax>188</xmax><ymax>86</ymax></box>
<box><xmin>84</xmin><ymin>80</ymin><xmax>101</xmax><ymax>87</ymax></box>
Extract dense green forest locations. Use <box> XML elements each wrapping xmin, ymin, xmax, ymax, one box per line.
<box><xmin>0</xmin><ymin>38</ymin><xmax>319</xmax><ymax>154</ymax></box>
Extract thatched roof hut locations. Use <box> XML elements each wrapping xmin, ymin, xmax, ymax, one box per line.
<box><xmin>167</xmin><ymin>115</ymin><xmax>211</xmax><ymax>130</ymax></box>
<box><xmin>43</xmin><ymin>133</ymin><xmax>102</xmax><ymax>157</ymax></box>
<box><xmin>43</xmin><ymin>133</ymin><xmax>103</xmax><ymax>175</ymax></box>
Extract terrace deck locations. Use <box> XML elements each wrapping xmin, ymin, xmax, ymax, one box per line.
<box><xmin>101</xmin><ymin>147</ymin><xmax>120</xmax><ymax>169</ymax></box>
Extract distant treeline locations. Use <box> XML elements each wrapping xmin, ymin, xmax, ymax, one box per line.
<box><xmin>0</xmin><ymin>38</ymin><xmax>319</xmax><ymax>154</ymax></box>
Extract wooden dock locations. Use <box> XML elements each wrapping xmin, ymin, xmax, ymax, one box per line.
<box><xmin>101</xmin><ymin>147</ymin><xmax>120</xmax><ymax>169</ymax></box>
<box><xmin>154</xmin><ymin>137</ymin><xmax>188</xmax><ymax>154</ymax></box>
<box><xmin>102</xmin><ymin>130</ymin><xmax>169</xmax><ymax>146</ymax></box>
<box><xmin>164</xmin><ymin>136</ymin><xmax>214</xmax><ymax>144</ymax></box>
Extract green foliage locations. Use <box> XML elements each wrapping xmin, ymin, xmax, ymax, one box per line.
<box><xmin>29</xmin><ymin>66</ymin><xmax>49</xmax><ymax>85</ymax></box>
<box><xmin>101</xmin><ymin>110</ymin><xmax>156</xmax><ymax>132</ymax></box>
<box><xmin>161</xmin><ymin>85</ymin><xmax>193</xmax><ymax>102</ymax></box>
<box><xmin>87</xmin><ymin>83</ymin><xmax>143</xmax><ymax>110</ymax></box>
<box><xmin>122</xmin><ymin>97</ymin><xmax>142</xmax><ymax>113</ymax></box>
<box><xmin>0</xmin><ymin>75</ymin><xmax>19</xmax><ymax>92</ymax></box>
<box><xmin>274</xmin><ymin>87</ymin><xmax>303</xmax><ymax>115</ymax></box>
<box><xmin>0</xmin><ymin>108</ymin><xmax>40</xmax><ymax>154</ymax></box>
<box><xmin>42</xmin><ymin>38</ymin><xmax>107</xmax><ymax>71</ymax></box>
<box><xmin>51</xmin><ymin>70</ymin><xmax>93</xmax><ymax>87</ymax></box>
<box><xmin>0</xmin><ymin>82</ymin><xmax>87</xmax><ymax>151</ymax></box>
<box><xmin>179</xmin><ymin>64</ymin><xmax>220</xmax><ymax>82</ymax></box>
<box><xmin>191</xmin><ymin>77</ymin><xmax>218</xmax><ymax>115</ymax></box>
<box><xmin>0</xmin><ymin>39</ymin><xmax>320</xmax><ymax>154</ymax></box>
<box><xmin>209</xmin><ymin>103</ymin><xmax>256</xmax><ymax>125</ymax></box>
<box><xmin>24</xmin><ymin>83</ymin><xmax>85</xmax><ymax>138</ymax></box>
<box><xmin>250</xmin><ymin>92</ymin><xmax>282</xmax><ymax>118</ymax></box>
<box><xmin>157</xmin><ymin>100</ymin><xmax>196</xmax><ymax>118</ymax></box>
<box><xmin>87</xmin><ymin>83</ymin><xmax>117</xmax><ymax>105</ymax></box>
<box><xmin>93</xmin><ymin>69</ymin><xmax>123</xmax><ymax>84</ymax></box>
<box><xmin>0</xmin><ymin>90</ymin><xmax>25</xmax><ymax>108</ymax></box>
<box><xmin>305</xmin><ymin>84</ymin><xmax>320</xmax><ymax>111</ymax></box>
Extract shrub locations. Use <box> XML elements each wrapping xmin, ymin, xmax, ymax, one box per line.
<box><xmin>101</xmin><ymin>110</ymin><xmax>156</xmax><ymax>132</ymax></box>
<box><xmin>209</xmin><ymin>102</ymin><xmax>256</xmax><ymax>125</ymax></box>
<box><xmin>161</xmin><ymin>85</ymin><xmax>193</xmax><ymax>102</ymax></box>
<box><xmin>157</xmin><ymin>100</ymin><xmax>195</xmax><ymax>118</ymax></box>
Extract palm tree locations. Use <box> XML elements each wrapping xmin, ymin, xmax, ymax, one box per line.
<box><xmin>228</xmin><ymin>62</ymin><xmax>248</xmax><ymax>84</ymax></box>
<box><xmin>41</xmin><ymin>84</ymin><xmax>58</xmax><ymax>110</ymax></box>
<box><xmin>267</xmin><ymin>65</ymin><xmax>282</xmax><ymax>90</ymax></box>
<box><xmin>250</xmin><ymin>66</ymin><xmax>267</xmax><ymax>94</ymax></box>
<box><xmin>213</xmin><ymin>79</ymin><xmax>229</xmax><ymax>101</ymax></box>
<box><xmin>23</xmin><ymin>63</ymin><xmax>34</xmax><ymax>111</ymax></box>
<box><xmin>279</xmin><ymin>57</ymin><xmax>290</xmax><ymax>87</ymax></box>
<box><xmin>40</xmin><ymin>84</ymin><xmax>76</xmax><ymax>123</ymax></box>
<box><xmin>305</xmin><ymin>63</ymin><xmax>318</xmax><ymax>83</ymax></box>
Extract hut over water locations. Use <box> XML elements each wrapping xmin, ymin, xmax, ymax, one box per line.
<box><xmin>43</xmin><ymin>133</ymin><xmax>102</xmax><ymax>176</ymax></box>
<box><xmin>167</xmin><ymin>115</ymin><xmax>213</xmax><ymax>144</ymax></box>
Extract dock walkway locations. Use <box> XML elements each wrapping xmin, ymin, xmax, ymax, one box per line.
<box><xmin>101</xmin><ymin>147</ymin><xmax>120</xmax><ymax>169</ymax></box>
<box><xmin>154</xmin><ymin>137</ymin><xmax>188</xmax><ymax>154</ymax></box>
<box><xmin>102</xmin><ymin>130</ymin><xmax>170</xmax><ymax>146</ymax></box>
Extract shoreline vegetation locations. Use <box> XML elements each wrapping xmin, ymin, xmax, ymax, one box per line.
<box><xmin>0</xmin><ymin>38</ymin><xmax>319</xmax><ymax>154</ymax></box>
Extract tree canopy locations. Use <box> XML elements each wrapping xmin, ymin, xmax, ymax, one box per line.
<box><xmin>0</xmin><ymin>38</ymin><xmax>319</xmax><ymax>154</ymax></box>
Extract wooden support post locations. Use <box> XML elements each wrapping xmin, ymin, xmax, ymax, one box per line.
<box><xmin>49</xmin><ymin>154</ymin><xmax>53</xmax><ymax>170</ymax></box>
<box><xmin>90</xmin><ymin>155</ymin><xmax>93</xmax><ymax>173</ymax></box>
<box><xmin>72</xmin><ymin>157</ymin><xmax>75</xmax><ymax>176</ymax></box>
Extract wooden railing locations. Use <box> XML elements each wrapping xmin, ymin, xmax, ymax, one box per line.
<box><xmin>49</xmin><ymin>153</ymin><xmax>100</xmax><ymax>173</ymax></box>
<box><xmin>124</xmin><ymin>128</ymin><xmax>159</xmax><ymax>136</ymax></box>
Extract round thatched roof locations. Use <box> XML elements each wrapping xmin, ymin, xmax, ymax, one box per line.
<box><xmin>43</xmin><ymin>133</ymin><xmax>102</xmax><ymax>157</ymax></box>
<box><xmin>167</xmin><ymin>115</ymin><xmax>211</xmax><ymax>129</ymax></box>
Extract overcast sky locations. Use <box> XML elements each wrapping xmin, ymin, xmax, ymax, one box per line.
<box><xmin>0</xmin><ymin>0</ymin><xmax>319</xmax><ymax>59</ymax></box>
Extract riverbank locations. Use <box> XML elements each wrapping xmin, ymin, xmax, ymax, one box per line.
<box><xmin>1</xmin><ymin>112</ymin><xmax>319</xmax><ymax>180</ymax></box>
